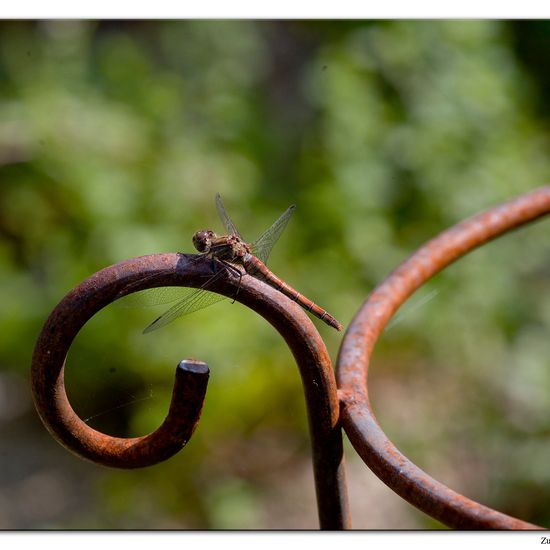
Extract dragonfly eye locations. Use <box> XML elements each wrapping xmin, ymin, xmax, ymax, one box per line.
<box><xmin>192</xmin><ymin>230</ymin><xmax>214</xmax><ymax>253</ymax></box>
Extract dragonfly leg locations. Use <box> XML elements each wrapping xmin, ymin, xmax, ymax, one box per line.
<box><xmin>218</xmin><ymin>260</ymin><xmax>243</xmax><ymax>303</ymax></box>
<box><xmin>211</xmin><ymin>257</ymin><xmax>220</xmax><ymax>274</ymax></box>
<box><xmin>232</xmin><ymin>270</ymin><xmax>243</xmax><ymax>303</ymax></box>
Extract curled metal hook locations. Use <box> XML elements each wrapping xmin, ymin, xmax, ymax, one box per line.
<box><xmin>31</xmin><ymin>255</ymin><xmax>213</xmax><ymax>469</ymax></box>
<box><xmin>337</xmin><ymin>185</ymin><xmax>550</xmax><ymax>529</ymax></box>
<box><xmin>31</xmin><ymin>253</ymin><xmax>350</xmax><ymax>528</ymax></box>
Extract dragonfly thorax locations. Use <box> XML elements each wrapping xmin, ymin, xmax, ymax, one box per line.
<box><xmin>192</xmin><ymin>230</ymin><xmax>216</xmax><ymax>253</ymax></box>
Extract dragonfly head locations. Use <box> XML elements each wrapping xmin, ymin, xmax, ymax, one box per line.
<box><xmin>192</xmin><ymin>230</ymin><xmax>216</xmax><ymax>253</ymax></box>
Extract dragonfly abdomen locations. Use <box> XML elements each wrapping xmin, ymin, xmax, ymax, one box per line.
<box><xmin>243</xmin><ymin>255</ymin><xmax>343</xmax><ymax>331</ymax></box>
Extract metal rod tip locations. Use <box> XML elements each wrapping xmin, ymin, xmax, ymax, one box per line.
<box><xmin>177</xmin><ymin>359</ymin><xmax>210</xmax><ymax>375</ymax></box>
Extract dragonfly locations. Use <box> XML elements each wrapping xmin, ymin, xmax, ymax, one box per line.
<box><xmin>120</xmin><ymin>194</ymin><xmax>343</xmax><ymax>333</ymax></box>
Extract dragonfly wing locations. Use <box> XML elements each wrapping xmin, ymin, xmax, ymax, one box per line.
<box><xmin>142</xmin><ymin>267</ymin><xmax>230</xmax><ymax>334</ymax></box>
<box><xmin>143</xmin><ymin>288</ymin><xmax>227</xmax><ymax>333</ymax></box>
<box><xmin>113</xmin><ymin>254</ymin><xmax>210</xmax><ymax>309</ymax></box>
<box><xmin>251</xmin><ymin>204</ymin><xmax>296</xmax><ymax>264</ymax></box>
<box><xmin>215</xmin><ymin>193</ymin><xmax>242</xmax><ymax>238</ymax></box>
<box><xmin>115</xmin><ymin>286</ymin><xmax>196</xmax><ymax>308</ymax></box>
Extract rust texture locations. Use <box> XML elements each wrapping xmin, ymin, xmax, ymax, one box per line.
<box><xmin>336</xmin><ymin>185</ymin><xmax>550</xmax><ymax>529</ymax></box>
<box><xmin>31</xmin><ymin>253</ymin><xmax>350</xmax><ymax>529</ymax></box>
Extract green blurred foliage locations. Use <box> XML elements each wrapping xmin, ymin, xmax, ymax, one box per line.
<box><xmin>0</xmin><ymin>20</ymin><xmax>549</xmax><ymax>529</ymax></box>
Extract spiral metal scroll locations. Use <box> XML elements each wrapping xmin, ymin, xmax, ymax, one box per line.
<box><xmin>337</xmin><ymin>185</ymin><xmax>550</xmax><ymax>529</ymax></box>
<box><xmin>31</xmin><ymin>253</ymin><xmax>349</xmax><ymax>529</ymax></box>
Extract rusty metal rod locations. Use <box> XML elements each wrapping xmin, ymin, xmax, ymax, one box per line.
<box><xmin>31</xmin><ymin>253</ymin><xmax>350</xmax><ymax>529</ymax></box>
<box><xmin>337</xmin><ymin>185</ymin><xmax>550</xmax><ymax>529</ymax></box>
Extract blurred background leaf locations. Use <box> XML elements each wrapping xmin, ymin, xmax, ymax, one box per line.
<box><xmin>0</xmin><ymin>20</ymin><xmax>549</xmax><ymax>529</ymax></box>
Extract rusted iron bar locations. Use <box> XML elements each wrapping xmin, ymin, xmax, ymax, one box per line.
<box><xmin>337</xmin><ymin>185</ymin><xmax>550</xmax><ymax>529</ymax></box>
<box><xmin>32</xmin><ymin>353</ymin><xmax>209</xmax><ymax>469</ymax></box>
<box><xmin>31</xmin><ymin>256</ymin><xmax>213</xmax><ymax>469</ymax></box>
<box><xmin>31</xmin><ymin>253</ymin><xmax>350</xmax><ymax>529</ymax></box>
